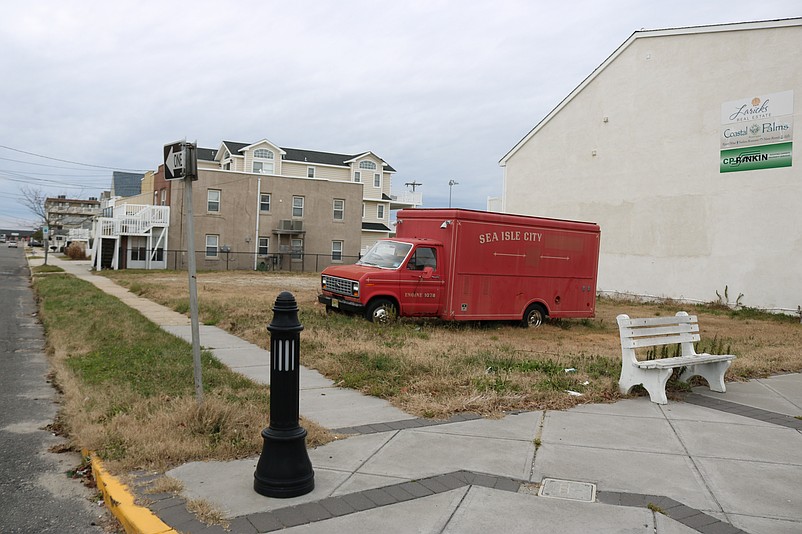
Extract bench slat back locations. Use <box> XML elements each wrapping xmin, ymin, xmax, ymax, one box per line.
<box><xmin>624</xmin><ymin>332</ymin><xmax>701</xmax><ymax>349</ymax></box>
<box><xmin>617</xmin><ymin>312</ymin><xmax>701</xmax><ymax>350</ymax></box>
<box><xmin>618</xmin><ymin>314</ymin><xmax>698</xmax><ymax>328</ymax></box>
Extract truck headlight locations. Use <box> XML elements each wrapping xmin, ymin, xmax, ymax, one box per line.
<box><xmin>352</xmin><ymin>282</ymin><xmax>359</xmax><ymax>297</ymax></box>
<box><xmin>321</xmin><ymin>276</ymin><xmax>327</xmax><ymax>289</ymax></box>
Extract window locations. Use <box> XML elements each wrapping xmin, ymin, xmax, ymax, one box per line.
<box><xmin>291</xmin><ymin>238</ymin><xmax>303</xmax><ymax>260</ymax></box>
<box><xmin>407</xmin><ymin>247</ymin><xmax>437</xmax><ymax>271</ymax></box>
<box><xmin>377</xmin><ymin>204</ymin><xmax>385</xmax><ymax>219</ymax></box>
<box><xmin>292</xmin><ymin>196</ymin><xmax>304</xmax><ymax>218</ymax></box>
<box><xmin>354</xmin><ymin>171</ymin><xmax>361</xmax><ymax>183</ymax></box>
<box><xmin>374</xmin><ymin>174</ymin><xmax>381</xmax><ymax>188</ymax></box>
<box><xmin>253</xmin><ymin>161</ymin><xmax>273</xmax><ymax>174</ymax></box>
<box><xmin>307</xmin><ymin>167</ymin><xmax>315</xmax><ymax>178</ymax></box>
<box><xmin>362</xmin><ymin>203</ymin><xmax>366</xmax><ymax>218</ymax></box>
<box><xmin>258</xmin><ymin>237</ymin><xmax>269</xmax><ymax>256</ymax></box>
<box><xmin>359</xmin><ymin>160</ymin><xmax>377</xmax><ymax>170</ymax></box>
<box><xmin>332</xmin><ymin>241</ymin><xmax>343</xmax><ymax>262</ymax></box>
<box><xmin>160</xmin><ymin>189</ymin><xmax>166</xmax><ymax>206</ymax></box>
<box><xmin>260</xmin><ymin>193</ymin><xmax>271</xmax><ymax>212</ymax></box>
<box><xmin>333</xmin><ymin>199</ymin><xmax>345</xmax><ymax>221</ymax></box>
<box><xmin>130</xmin><ymin>237</ymin><xmax>146</xmax><ymax>261</ymax></box>
<box><xmin>207</xmin><ymin>189</ymin><xmax>220</xmax><ymax>212</ymax></box>
<box><xmin>252</xmin><ymin>149</ymin><xmax>274</xmax><ymax>174</ymax></box>
<box><xmin>153</xmin><ymin>191</ymin><xmax>158</xmax><ymax>204</ymax></box>
<box><xmin>205</xmin><ymin>235</ymin><xmax>219</xmax><ymax>258</ymax></box>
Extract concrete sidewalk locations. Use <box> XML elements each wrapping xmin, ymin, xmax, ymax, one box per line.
<box><xmin>32</xmin><ymin>256</ymin><xmax>802</xmax><ymax>533</ymax></box>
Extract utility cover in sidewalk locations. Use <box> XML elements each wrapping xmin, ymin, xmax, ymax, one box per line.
<box><xmin>538</xmin><ymin>478</ymin><xmax>596</xmax><ymax>502</ymax></box>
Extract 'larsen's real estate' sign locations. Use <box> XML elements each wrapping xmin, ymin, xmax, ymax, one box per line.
<box><xmin>720</xmin><ymin>90</ymin><xmax>793</xmax><ymax>173</ymax></box>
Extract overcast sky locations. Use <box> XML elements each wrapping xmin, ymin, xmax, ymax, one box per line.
<box><xmin>1</xmin><ymin>0</ymin><xmax>799</xmax><ymax>230</ymax></box>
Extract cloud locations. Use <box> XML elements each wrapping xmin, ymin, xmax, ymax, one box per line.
<box><xmin>1</xmin><ymin>0</ymin><xmax>800</xmax><ymax>227</ymax></box>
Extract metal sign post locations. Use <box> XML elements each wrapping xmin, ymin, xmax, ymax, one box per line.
<box><xmin>164</xmin><ymin>140</ymin><xmax>203</xmax><ymax>403</ymax></box>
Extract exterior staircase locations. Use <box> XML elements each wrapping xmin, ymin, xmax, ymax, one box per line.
<box><xmin>91</xmin><ymin>204</ymin><xmax>170</xmax><ymax>270</ymax></box>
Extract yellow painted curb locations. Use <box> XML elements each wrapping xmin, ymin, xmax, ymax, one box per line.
<box><xmin>83</xmin><ymin>449</ymin><xmax>177</xmax><ymax>534</ymax></box>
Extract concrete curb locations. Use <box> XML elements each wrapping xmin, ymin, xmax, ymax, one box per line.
<box><xmin>84</xmin><ymin>449</ymin><xmax>176</xmax><ymax>534</ymax></box>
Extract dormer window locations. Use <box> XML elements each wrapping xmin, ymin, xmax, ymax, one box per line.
<box><xmin>359</xmin><ymin>161</ymin><xmax>377</xmax><ymax>170</ymax></box>
<box><xmin>252</xmin><ymin>149</ymin><xmax>274</xmax><ymax>174</ymax></box>
<box><xmin>221</xmin><ymin>150</ymin><xmax>232</xmax><ymax>171</ymax></box>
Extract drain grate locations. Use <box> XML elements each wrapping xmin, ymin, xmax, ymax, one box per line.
<box><xmin>538</xmin><ymin>478</ymin><xmax>596</xmax><ymax>502</ymax></box>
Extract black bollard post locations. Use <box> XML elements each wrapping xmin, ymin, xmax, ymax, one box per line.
<box><xmin>253</xmin><ymin>291</ymin><xmax>315</xmax><ymax>498</ymax></box>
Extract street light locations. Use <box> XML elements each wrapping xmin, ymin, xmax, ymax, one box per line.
<box><xmin>448</xmin><ymin>180</ymin><xmax>459</xmax><ymax>208</ymax></box>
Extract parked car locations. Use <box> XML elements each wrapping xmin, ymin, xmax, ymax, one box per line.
<box><xmin>28</xmin><ymin>239</ymin><xmax>42</xmax><ymax>247</ymax></box>
<box><xmin>8</xmin><ymin>241</ymin><xmax>18</xmax><ymax>248</ymax></box>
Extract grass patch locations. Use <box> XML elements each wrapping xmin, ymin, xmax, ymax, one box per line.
<box><xmin>144</xmin><ymin>476</ymin><xmax>183</xmax><ymax>495</ymax></box>
<box><xmin>98</xmin><ymin>270</ymin><xmax>802</xmax><ymax>418</ymax></box>
<box><xmin>32</xmin><ymin>264</ymin><xmax>65</xmax><ymax>273</ymax></box>
<box><xmin>34</xmin><ymin>274</ymin><xmax>332</xmax><ymax>472</ymax></box>
<box><xmin>186</xmin><ymin>499</ymin><xmax>228</xmax><ymax>527</ymax></box>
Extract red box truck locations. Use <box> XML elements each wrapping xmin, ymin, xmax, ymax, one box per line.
<box><xmin>318</xmin><ymin>208</ymin><xmax>600</xmax><ymax>326</ymax></box>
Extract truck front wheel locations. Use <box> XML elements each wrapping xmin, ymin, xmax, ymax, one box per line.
<box><xmin>367</xmin><ymin>299</ymin><xmax>397</xmax><ymax>324</ymax></box>
<box><xmin>522</xmin><ymin>304</ymin><xmax>546</xmax><ymax>328</ymax></box>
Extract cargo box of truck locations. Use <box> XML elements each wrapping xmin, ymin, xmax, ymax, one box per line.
<box><xmin>318</xmin><ymin>208</ymin><xmax>600</xmax><ymax>326</ymax></box>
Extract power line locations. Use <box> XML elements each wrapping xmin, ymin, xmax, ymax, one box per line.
<box><xmin>0</xmin><ymin>167</ymin><xmax>109</xmax><ymax>188</ymax></box>
<box><xmin>0</xmin><ymin>174</ymin><xmax>103</xmax><ymax>189</ymax></box>
<box><xmin>0</xmin><ymin>144</ymin><xmax>149</xmax><ymax>173</ymax></box>
<box><xmin>0</xmin><ymin>155</ymin><xmax>111</xmax><ymax>172</ymax></box>
<box><xmin>0</xmin><ymin>168</ymin><xmax>108</xmax><ymax>178</ymax></box>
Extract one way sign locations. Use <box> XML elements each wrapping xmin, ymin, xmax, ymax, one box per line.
<box><xmin>164</xmin><ymin>141</ymin><xmax>197</xmax><ymax>180</ymax></box>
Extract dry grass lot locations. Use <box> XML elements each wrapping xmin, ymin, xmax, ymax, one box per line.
<box><xmin>103</xmin><ymin>270</ymin><xmax>802</xmax><ymax>418</ymax></box>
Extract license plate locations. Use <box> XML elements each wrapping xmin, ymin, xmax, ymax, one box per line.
<box><xmin>331</xmin><ymin>299</ymin><xmax>339</xmax><ymax>309</ymax></box>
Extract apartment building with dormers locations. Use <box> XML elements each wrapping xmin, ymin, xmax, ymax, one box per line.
<box><xmin>206</xmin><ymin>139</ymin><xmax>396</xmax><ymax>253</ymax></box>
<box><xmin>164</xmin><ymin>138</ymin><xmax>399</xmax><ymax>272</ymax></box>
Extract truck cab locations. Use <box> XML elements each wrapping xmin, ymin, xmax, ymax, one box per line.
<box><xmin>319</xmin><ymin>238</ymin><xmax>445</xmax><ymax>323</ymax></box>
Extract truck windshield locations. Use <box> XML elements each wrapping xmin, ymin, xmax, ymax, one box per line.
<box><xmin>357</xmin><ymin>240</ymin><xmax>413</xmax><ymax>269</ymax></box>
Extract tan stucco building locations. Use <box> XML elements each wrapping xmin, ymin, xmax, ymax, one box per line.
<box><xmin>163</xmin><ymin>138</ymin><xmax>398</xmax><ymax>271</ymax></box>
<box><xmin>203</xmin><ymin>139</ymin><xmax>397</xmax><ymax>255</ymax></box>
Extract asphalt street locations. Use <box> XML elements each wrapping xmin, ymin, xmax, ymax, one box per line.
<box><xmin>0</xmin><ymin>246</ymin><xmax>109</xmax><ymax>533</ymax></box>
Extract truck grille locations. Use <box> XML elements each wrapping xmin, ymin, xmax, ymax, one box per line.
<box><xmin>322</xmin><ymin>275</ymin><xmax>355</xmax><ymax>297</ymax></box>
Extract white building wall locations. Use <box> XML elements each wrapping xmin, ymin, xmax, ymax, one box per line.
<box><xmin>502</xmin><ymin>21</ymin><xmax>802</xmax><ymax>312</ymax></box>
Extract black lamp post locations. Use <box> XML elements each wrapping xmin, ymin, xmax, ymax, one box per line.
<box><xmin>253</xmin><ymin>291</ymin><xmax>315</xmax><ymax>498</ymax></box>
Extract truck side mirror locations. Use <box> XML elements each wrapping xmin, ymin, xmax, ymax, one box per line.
<box><xmin>421</xmin><ymin>266</ymin><xmax>434</xmax><ymax>279</ymax></box>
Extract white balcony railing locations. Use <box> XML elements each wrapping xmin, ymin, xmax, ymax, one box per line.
<box><xmin>97</xmin><ymin>204</ymin><xmax>169</xmax><ymax>237</ymax></box>
<box><xmin>67</xmin><ymin>228</ymin><xmax>91</xmax><ymax>240</ymax></box>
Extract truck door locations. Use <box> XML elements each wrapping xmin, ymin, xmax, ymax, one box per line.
<box><xmin>401</xmin><ymin>246</ymin><xmax>444</xmax><ymax>316</ymax></box>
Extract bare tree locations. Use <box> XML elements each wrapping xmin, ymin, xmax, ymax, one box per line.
<box><xmin>20</xmin><ymin>186</ymin><xmax>52</xmax><ymax>265</ymax></box>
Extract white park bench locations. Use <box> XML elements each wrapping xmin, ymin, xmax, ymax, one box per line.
<box><xmin>616</xmin><ymin>311</ymin><xmax>735</xmax><ymax>404</ymax></box>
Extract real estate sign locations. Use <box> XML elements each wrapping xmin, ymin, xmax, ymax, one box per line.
<box><xmin>720</xmin><ymin>90</ymin><xmax>793</xmax><ymax>173</ymax></box>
